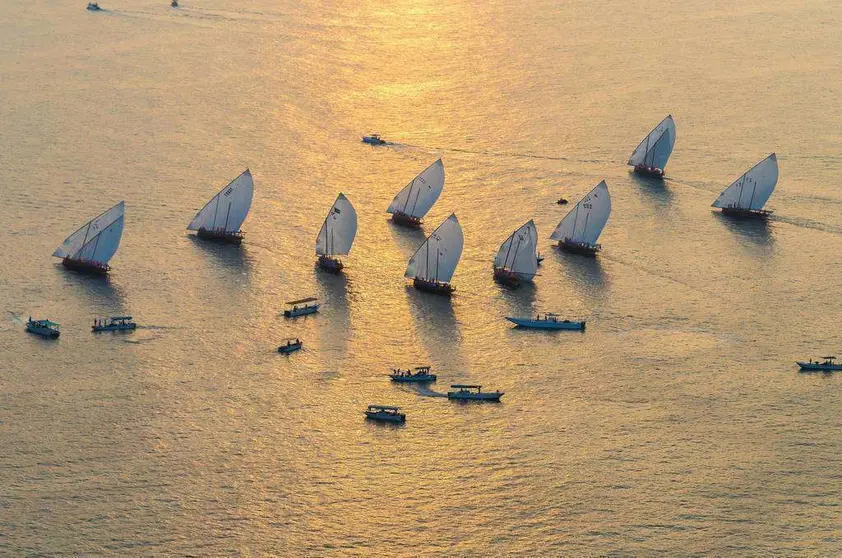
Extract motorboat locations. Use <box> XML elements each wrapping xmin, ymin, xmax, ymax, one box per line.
<box><xmin>87</xmin><ymin>2</ymin><xmax>102</xmax><ymax>11</ymax></box>
<box><xmin>26</xmin><ymin>318</ymin><xmax>60</xmax><ymax>339</ymax></box>
<box><xmin>188</xmin><ymin>169</ymin><xmax>254</xmax><ymax>245</ymax></box>
<box><xmin>278</xmin><ymin>338</ymin><xmax>302</xmax><ymax>354</ymax></box>
<box><xmin>362</xmin><ymin>134</ymin><xmax>386</xmax><ymax>145</ymax></box>
<box><xmin>797</xmin><ymin>356</ymin><xmax>842</xmax><ymax>372</ymax></box>
<box><xmin>506</xmin><ymin>313</ymin><xmax>586</xmax><ymax>330</ymax></box>
<box><xmin>447</xmin><ymin>385</ymin><xmax>503</xmax><ymax>402</ymax></box>
<box><xmin>364</xmin><ymin>405</ymin><xmax>406</xmax><ymax>423</ymax></box>
<box><xmin>92</xmin><ymin>316</ymin><xmax>136</xmax><ymax>332</ymax></box>
<box><xmin>284</xmin><ymin>297</ymin><xmax>320</xmax><ymax>318</ymax></box>
<box><xmin>389</xmin><ymin>366</ymin><xmax>437</xmax><ymax>383</ymax></box>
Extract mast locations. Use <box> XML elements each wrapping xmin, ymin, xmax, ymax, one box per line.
<box><xmin>401</xmin><ymin>178</ymin><xmax>417</xmax><ymax>214</ymax></box>
<box><xmin>212</xmin><ymin>195</ymin><xmax>221</xmax><ymax>230</ymax></box>
<box><xmin>223</xmin><ymin>202</ymin><xmax>232</xmax><ymax>232</ymax></box>
<box><xmin>581</xmin><ymin>213</ymin><xmax>590</xmax><ymax>244</ymax></box>
<box><xmin>748</xmin><ymin>179</ymin><xmax>758</xmax><ymax>210</ymax></box>
<box><xmin>436</xmin><ymin>248</ymin><xmax>440</xmax><ymax>282</ymax></box>
<box><xmin>502</xmin><ymin>230</ymin><xmax>516</xmax><ymax>270</ymax></box>
<box><xmin>425</xmin><ymin>240</ymin><xmax>430</xmax><ymax>280</ymax></box>
<box><xmin>570</xmin><ymin>204</ymin><xmax>580</xmax><ymax>241</ymax></box>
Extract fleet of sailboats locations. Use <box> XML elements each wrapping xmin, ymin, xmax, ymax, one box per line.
<box><xmin>628</xmin><ymin>115</ymin><xmax>676</xmax><ymax>178</ymax></box>
<box><xmin>187</xmin><ymin>169</ymin><xmax>254</xmax><ymax>244</ymax></box>
<box><xmin>405</xmin><ymin>214</ymin><xmax>464</xmax><ymax>295</ymax></box>
<box><xmin>53</xmin><ymin>201</ymin><xmax>125</xmax><ymax>275</ymax></box>
<box><xmin>550</xmin><ymin>180</ymin><xmax>612</xmax><ymax>256</ymax></box>
<box><xmin>493</xmin><ymin>220</ymin><xmax>538</xmax><ymax>287</ymax></box>
<box><xmin>386</xmin><ymin>159</ymin><xmax>445</xmax><ymax>228</ymax></box>
<box><xmin>711</xmin><ymin>154</ymin><xmax>778</xmax><ymax>218</ymax></box>
<box><xmin>315</xmin><ymin>193</ymin><xmax>358</xmax><ymax>273</ymax></box>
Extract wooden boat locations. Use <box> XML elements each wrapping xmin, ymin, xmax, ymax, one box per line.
<box><xmin>447</xmin><ymin>385</ymin><xmax>503</xmax><ymax>402</ymax></box>
<box><xmin>628</xmin><ymin>115</ymin><xmax>676</xmax><ymax>178</ymax></box>
<box><xmin>87</xmin><ymin>2</ymin><xmax>101</xmax><ymax>10</ymax></box>
<box><xmin>386</xmin><ymin>159</ymin><xmax>444</xmax><ymax>227</ymax></box>
<box><xmin>712</xmin><ymin>154</ymin><xmax>778</xmax><ymax>218</ymax></box>
<box><xmin>364</xmin><ymin>405</ymin><xmax>406</xmax><ymax>423</ymax></box>
<box><xmin>405</xmin><ymin>214</ymin><xmax>463</xmax><ymax>296</ymax></box>
<box><xmin>92</xmin><ymin>316</ymin><xmax>136</xmax><ymax>332</ymax></box>
<box><xmin>362</xmin><ymin>133</ymin><xmax>386</xmax><ymax>145</ymax></box>
<box><xmin>26</xmin><ymin>318</ymin><xmax>60</xmax><ymax>339</ymax></box>
<box><xmin>550</xmin><ymin>180</ymin><xmax>611</xmax><ymax>256</ymax></box>
<box><xmin>278</xmin><ymin>338</ymin><xmax>303</xmax><ymax>353</ymax></box>
<box><xmin>284</xmin><ymin>297</ymin><xmax>320</xmax><ymax>318</ymax></box>
<box><xmin>187</xmin><ymin>169</ymin><xmax>254</xmax><ymax>244</ymax></box>
<box><xmin>797</xmin><ymin>356</ymin><xmax>842</xmax><ymax>371</ymax></box>
<box><xmin>506</xmin><ymin>313</ymin><xmax>585</xmax><ymax>330</ymax></box>
<box><xmin>389</xmin><ymin>366</ymin><xmax>437</xmax><ymax>383</ymax></box>
<box><xmin>493</xmin><ymin>220</ymin><xmax>538</xmax><ymax>288</ymax></box>
<box><xmin>316</xmin><ymin>193</ymin><xmax>357</xmax><ymax>274</ymax></box>
<box><xmin>171</xmin><ymin>0</ymin><xmax>178</xmax><ymax>6</ymax></box>
<box><xmin>53</xmin><ymin>201</ymin><xmax>125</xmax><ymax>275</ymax></box>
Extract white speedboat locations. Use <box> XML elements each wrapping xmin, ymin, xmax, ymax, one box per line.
<box><xmin>506</xmin><ymin>313</ymin><xmax>585</xmax><ymax>330</ymax></box>
<box><xmin>797</xmin><ymin>356</ymin><xmax>842</xmax><ymax>371</ymax></box>
<box><xmin>283</xmin><ymin>297</ymin><xmax>320</xmax><ymax>318</ymax></box>
<box><xmin>364</xmin><ymin>405</ymin><xmax>406</xmax><ymax>423</ymax></box>
<box><xmin>447</xmin><ymin>385</ymin><xmax>503</xmax><ymax>402</ymax></box>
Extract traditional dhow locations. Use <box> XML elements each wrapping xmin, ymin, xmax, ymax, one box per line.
<box><xmin>628</xmin><ymin>115</ymin><xmax>676</xmax><ymax>177</ymax></box>
<box><xmin>316</xmin><ymin>193</ymin><xmax>357</xmax><ymax>273</ymax></box>
<box><xmin>92</xmin><ymin>316</ymin><xmax>136</xmax><ymax>332</ymax></box>
<box><xmin>364</xmin><ymin>405</ymin><xmax>406</xmax><ymax>423</ymax></box>
<box><xmin>712</xmin><ymin>154</ymin><xmax>778</xmax><ymax>218</ymax></box>
<box><xmin>550</xmin><ymin>180</ymin><xmax>611</xmax><ymax>256</ymax></box>
<box><xmin>187</xmin><ymin>169</ymin><xmax>254</xmax><ymax>244</ymax></box>
<box><xmin>386</xmin><ymin>159</ymin><xmax>445</xmax><ymax>227</ymax></box>
<box><xmin>447</xmin><ymin>385</ymin><xmax>504</xmax><ymax>402</ymax></box>
<box><xmin>506</xmin><ymin>313</ymin><xmax>585</xmax><ymax>330</ymax></box>
<box><xmin>493</xmin><ymin>220</ymin><xmax>538</xmax><ymax>287</ymax></box>
<box><xmin>53</xmin><ymin>201</ymin><xmax>125</xmax><ymax>275</ymax></box>
<box><xmin>278</xmin><ymin>338</ymin><xmax>303</xmax><ymax>354</ymax></box>
<box><xmin>26</xmin><ymin>318</ymin><xmax>60</xmax><ymax>339</ymax></box>
<box><xmin>405</xmin><ymin>214</ymin><xmax>464</xmax><ymax>296</ymax></box>
<box><xmin>797</xmin><ymin>356</ymin><xmax>842</xmax><ymax>371</ymax></box>
<box><xmin>284</xmin><ymin>297</ymin><xmax>320</xmax><ymax>318</ymax></box>
<box><xmin>389</xmin><ymin>366</ymin><xmax>437</xmax><ymax>383</ymax></box>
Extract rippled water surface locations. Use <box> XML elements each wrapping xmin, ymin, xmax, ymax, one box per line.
<box><xmin>2</xmin><ymin>0</ymin><xmax>842</xmax><ymax>554</ymax></box>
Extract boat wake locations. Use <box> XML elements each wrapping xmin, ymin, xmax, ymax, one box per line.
<box><xmin>399</xmin><ymin>143</ymin><xmax>615</xmax><ymax>165</ymax></box>
<box><xmin>411</xmin><ymin>385</ymin><xmax>448</xmax><ymax>398</ymax></box>
<box><xmin>7</xmin><ymin>311</ymin><xmax>25</xmax><ymax>325</ymax></box>
<box><xmin>768</xmin><ymin>214</ymin><xmax>842</xmax><ymax>236</ymax></box>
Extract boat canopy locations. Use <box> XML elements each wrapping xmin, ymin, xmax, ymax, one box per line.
<box><xmin>286</xmin><ymin>297</ymin><xmax>319</xmax><ymax>305</ymax></box>
<box><xmin>32</xmin><ymin>320</ymin><xmax>60</xmax><ymax>327</ymax></box>
<box><xmin>712</xmin><ymin>154</ymin><xmax>778</xmax><ymax>211</ymax></box>
<box><xmin>451</xmin><ymin>384</ymin><xmax>481</xmax><ymax>389</ymax></box>
<box><xmin>368</xmin><ymin>405</ymin><xmax>400</xmax><ymax>411</ymax></box>
<box><xmin>628</xmin><ymin>115</ymin><xmax>676</xmax><ymax>170</ymax></box>
<box><xmin>316</xmin><ymin>193</ymin><xmax>358</xmax><ymax>256</ymax></box>
<box><xmin>53</xmin><ymin>201</ymin><xmax>125</xmax><ymax>266</ymax></box>
<box><xmin>494</xmin><ymin>220</ymin><xmax>538</xmax><ymax>279</ymax></box>
<box><xmin>386</xmin><ymin>159</ymin><xmax>445</xmax><ymax>219</ymax></box>
<box><xmin>187</xmin><ymin>169</ymin><xmax>254</xmax><ymax>233</ymax></box>
<box><xmin>110</xmin><ymin>316</ymin><xmax>132</xmax><ymax>320</ymax></box>
<box><xmin>822</xmin><ymin>356</ymin><xmax>837</xmax><ymax>360</ymax></box>
<box><xmin>550</xmin><ymin>180</ymin><xmax>611</xmax><ymax>246</ymax></box>
<box><xmin>415</xmin><ymin>366</ymin><xmax>431</xmax><ymax>371</ymax></box>
<box><xmin>405</xmin><ymin>214</ymin><xmax>464</xmax><ymax>282</ymax></box>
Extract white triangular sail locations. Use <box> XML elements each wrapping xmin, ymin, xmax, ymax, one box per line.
<box><xmin>316</xmin><ymin>193</ymin><xmax>358</xmax><ymax>256</ymax></box>
<box><xmin>187</xmin><ymin>169</ymin><xmax>254</xmax><ymax>233</ymax></box>
<box><xmin>53</xmin><ymin>201</ymin><xmax>125</xmax><ymax>265</ymax></box>
<box><xmin>405</xmin><ymin>214</ymin><xmax>463</xmax><ymax>283</ymax></box>
<box><xmin>628</xmin><ymin>115</ymin><xmax>676</xmax><ymax>170</ymax></box>
<box><xmin>712</xmin><ymin>154</ymin><xmax>778</xmax><ymax>211</ymax></box>
<box><xmin>386</xmin><ymin>159</ymin><xmax>444</xmax><ymax>219</ymax></box>
<box><xmin>550</xmin><ymin>181</ymin><xmax>611</xmax><ymax>246</ymax></box>
<box><xmin>494</xmin><ymin>220</ymin><xmax>538</xmax><ymax>280</ymax></box>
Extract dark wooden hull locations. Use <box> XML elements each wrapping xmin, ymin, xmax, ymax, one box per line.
<box><xmin>493</xmin><ymin>268</ymin><xmax>521</xmax><ymax>288</ymax></box>
<box><xmin>62</xmin><ymin>257</ymin><xmax>110</xmax><ymax>275</ymax></box>
<box><xmin>196</xmin><ymin>228</ymin><xmax>244</xmax><ymax>245</ymax></box>
<box><xmin>317</xmin><ymin>256</ymin><xmax>344</xmax><ymax>274</ymax></box>
<box><xmin>633</xmin><ymin>165</ymin><xmax>665</xmax><ymax>178</ymax></box>
<box><xmin>558</xmin><ymin>240</ymin><xmax>599</xmax><ymax>257</ymax></box>
<box><xmin>390</xmin><ymin>212</ymin><xmax>423</xmax><ymax>228</ymax></box>
<box><xmin>413</xmin><ymin>277</ymin><xmax>454</xmax><ymax>296</ymax></box>
<box><xmin>719</xmin><ymin>207</ymin><xmax>772</xmax><ymax>219</ymax></box>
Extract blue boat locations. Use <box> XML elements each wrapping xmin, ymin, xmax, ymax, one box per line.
<box><xmin>389</xmin><ymin>366</ymin><xmax>437</xmax><ymax>383</ymax></box>
<box><xmin>92</xmin><ymin>316</ymin><xmax>137</xmax><ymax>332</ymax></box>
<box><xmin>87</xmin><ymin>2</ymin><xmax>102</xmax><ymax>10</ymax></box>
<box><xmin>797</xmin><ymin>356</ymin><xmax>842</xmax><ymax>372</ymax></box>
<box><xmin>362</xmin><ymin>133</ymin><xmax>386</xmax><ymax>145</ymax></box>
<box><xmin>26</xmin><ymin>318</ymin><xmax>60</xmax><ymax>339</ymax></box>
<box><xmin>278</xmin><ymin>338</ymin><xmax>302</xmax><ymax>354</ymax></box>
<box><xmin>506</xmin><ymin>313</ymin><xmax>585</xmax><ymax>330</ymax></box>
<box><xmin>284</xmin><ymin>297</ymin><xmax>320</xmax><ymax>318</ymax></box>
<box><xmin>364</xmin><ymin>405</ymin><xmax>405</xmax><ymax>423</ymax></box>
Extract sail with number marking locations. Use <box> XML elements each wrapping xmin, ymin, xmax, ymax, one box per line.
<box><xmin>187</xmin><ymin>169</ymin><xmax>254</xmax><ymax>233</ymax></box>
<box><xmin>494</xmin><ymin>220</ymin><xmax>538</xmax><ymax>281</ymax></box>
<box><xmin>53</xmin><ymin>201</ymin><xmax>125</xmax><ymax>266</ymax></box>
<box><xmin>405</xmin><ymin>214</ymin><xmax>463</xmax><ymax>283</ymax></box>
<box><xmin>550</xmin><ymin>181</ymin><xmax>611</xmax><ymax>246</ymax></box>
<box><xmin>316</xmin><ymin>193</ymin><xmax>358</xmax><ymax>256</ymax></box>
<box><xmin>628</xmin><ymin>115</ymin><xmax>676</xmax><ymax>170</ymax></box>
<box><xmin>712</xmin><ymin>154</ymin><xmax>778</xmax><ymax>211</ymax></box>
<box><xmin>386</xmin><ymin>159</ymin><xmax>444</xmax><ymax>219</ymax></box>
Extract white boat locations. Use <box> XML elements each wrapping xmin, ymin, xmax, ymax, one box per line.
<box><xmin>628</xmin><ymin>115</ymin><xmax>676</xmax><ymax>177</ymax></box>
<box><xmin>315</xmin><ymin>193</ymin><xmax>357</xmax><ymax>274</ymax></box>
<box><xmin>506</xmin><ymin>313</ymin><xmax>585</xmax><ymax>330</ymax></box>
<box><xmin>405</xmin><ymin>214</ymin><xmax>463</xmax><ymax>296</ymax></box>
<box><xmin>284</xmin><ymin>297</ymin><xmax>320</xmax><ymax>318</ymax></box>
<box><xmin>493</xmin><ymin>220</ymin><xmax>538</xmax><ymax>287</ymax></box>
<box><xmin>550</xmin><ymin>180</ymin><xmax>611</xmax><ymax>256</ymax></box>
<box><xmin>187</xmin><ymin>169</ymin><xmax>254</xmax><ymax>244</ymax></box>
<box><xmin>26</xmin><ymin>318</ymin><xmax>60</xmax><ymax>339</ymax></box>
<box><xmin>712</xmin><ymin>154</ymin><xmax>778</xmax><ymax>218</ymax></box>
<box><xmin>797</xmin><ymin>356</ymin><xmax>842</xmax><ymax>371</ymax></box>
<box><xmin>53</xmin><ymin>201</ymin><xmax>125</xmax><ymax>275</ymax></box>
<box><xmin>447</xmin><ymin>385</ymin><xmax>503</xmax><ymax>402</ymax></box>
<box><xmin>389</xmin><ymin>366</ymin><xmax>437</xmax><ymax>383</ymax></box>
<box><xmin>386</xmin><ymin>159</ymin><xmax>444</xmax><ymax>227</ymax></box>
<box><xmin>92</xmin><ymin>316</ymin><xmax>136</xmax><ymax>332</ymax></box>
<box><xmin>364</xmin><ymin>405</ymin><xmax>406</xmax><ymax>423</ymax></box>
<box><xmin>278</xmin><ymin>338</ymin><xmax>302</xmax><ymax>354</ymax></box>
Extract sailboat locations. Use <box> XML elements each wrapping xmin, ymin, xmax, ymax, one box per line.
<box><xmin>315</xmin><ymin>193</ymin><xmax>358</xmax><ymax>273</ymax></box>
<box><xmin>493</xmin><ymin>220</ymin><xmax>538</xmax><ymax>287</ymax></box>
<box><xmin>711</xmin><ymin>154</ymin><xmax>778</xmax><ymax>218</ymax></box>
<box><xmin>53</xmin><ymin>201</ymin><xmax>125</xmax><ymax>275</ymax></box>
<box><xmin>550</xmin><ymin>180</ymin><xmax>611</xmax><ymax>256</ymax></box>
<box><xmin>187</xmin><ymin>169</ymin><xmax>254</xmax><ymax>244</ymax></box>
<box><xmin>386</xmin><ymin>159</ymin><xmax>444</xmax><ymax>227</ymax></box>
<box><xmin>628</xmin><ymin>115</ymin><xmax>676</xmax><ymax>178</ymax></box>
<box><xmin>405</xmin><ymin>214</ymin><xmax>463</xmax><ymax>295</ymax></box>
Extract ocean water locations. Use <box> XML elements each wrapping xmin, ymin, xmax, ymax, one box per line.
<box><xmin>2</xmin><ymin>0</ymin><xmax>842</xmax><ymax>554</ymax></box>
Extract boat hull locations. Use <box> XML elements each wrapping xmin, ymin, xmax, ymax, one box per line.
<box><xmin>389</xmin><ymin>374</ymin><xmax>437</xmax><ymax>383</ymax></box>
<box><xmin>365</xmin><ymin>411</ymin><xmax>406</xmax><ymax>423</ymax></box>
<box><xmin>413</xmin><ymin>277</ymin><xmax>454</xmax><ymax>296</ymax></box>
<box><xmin>284</xmin><ymin>305</ymin><xmax>320</xmax><ymax>318</ymax></box>
<box><xmin>362</xmin><ymin>137</ymin><xmax>386</xmax><ymax>145</ymax></box>
<box><xmin>632</xmin><ymin>165</ymin><xmax>665</xmax><ymax>178</ymax></box>
<box><xmin>26</xmin><ymin>325</ymin><xmax>60</xmax><ymax>339</ymax></box>
<box><xmin>196</xmin><ymin>228</ymin><xmax>244</xmax><ymax>245</ymax></box>
<box><xmin>92</xmin><ymin>324</ymin><xmax>136</xmax><ymax>332</ymax></box>
<box><xmin>447</xmin><ymin>392</ymin><xmax>504</xmax><ymax>402</ymax></box>
<box><xmin>557</xmin><ymin>240</ymin><xmax>600</xmax><ymax>256</ymax></box>
<box><xmin>390</xmin><ymin>212</ymin><xmax>423</xmax><ymax>228</ymax></box>
<box><xmin>317</xmin><ymin>256</ymin><xmax>344</xmax><ymax>274</ymax></box>
<box><xmin>797</xmin><ymin>362</ymin><xmax>842</xmax><ymax>371</ymax></box>
<box><xmin>719</xmin><ymin>208</ymin><xmax>773</xmax><ymax>219</ymax></box>
<box><xmin>506</xmin><ymin>317</ymin><xmax>585</xmax><ymax>330</ymax></box>
<box><xmin>62</xmin><ymin>257</ymin><xmax>110</xmax><ymax>275</ymax></box>
<box><xmin>278</xmin><ymin>343</ymin><xmax>303</xmax><ymax>354</ymax></box>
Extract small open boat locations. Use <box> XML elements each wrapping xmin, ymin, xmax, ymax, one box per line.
<box><xmin>278</xmin><ymin>338</ymin><xmax>302</xmax><ymax>354</ymax></box>
<box><xmin>389</xmin><ymin>366</ymin><xmax>437</xmax><ymax>383</ymax></box>
<box><xmin>628</xmin><ymin>115</ymin><xmax>676</xmax><ymax>178</ymax></box>
<box><xmin>87</xmin><ymin>2</ymin><xmax>102</xmax><ymax>10</ymax></box>
<box><xmin>557</xmin><ymin>198</ymin><xmax>569</xmax><ymax>205</ymax></box>
<box><xmin>447</xmin><ymin>385</ymin><xmax>503</xmax><ymax>402</ymax></box>
<box><xmin>171</xmin><ymin>0</ymin><xmax>178</xmax><ymax>6</ymax></box>
<box><xmin>712</xmin><ymin>154</ymin><xmax>778</xmax><ymax>219</ymax></box>
<box><xmin>386</xmin><ymin>159</ymin><xmax>445</xmax><ymax>228</ymax></box>
<box><xmin>316</xmin><ymin>193</ymin><xmax>357</xmax><ymax>274</ymax></box>
<box><xmin>26</xmin><ymin>318</ymin><xmax>60</xmax><ymax>339</ymax></box>
<box><xmin>550</xmin><ymin>180</ymin><xmax>611</xmax><ymax>257</ymax></box>
<box><xmin>364</xmin><ymin>405</ymin><xmax>406</xmax><ymax>423</ymax></box>
<box><xmin>284</xmin><ymin>297</ymin><xmax>320</xmax><ymax>318</ymax></box>
<box><xmin>188</xmin><ymin>169</ymin><xmax>254</xmax><ymax>244</ymax></box>
<box><xmin>506</xmin><ymin>313</ymin><xmax>585</xmax><ymax>330</ymax></box>
<box><xmin>362</xmin><ymin>133</ymin><xmax>386</xmax><ymax>145</ymax></box>
<box><xmin>797</xmin><ymin>356</ymin><xmax>842</xmax><ymax>371</ymax></box>
<box><xmin>406</xmin><ymin>214</ymin><xmax>463</xmax><ymax>296</ymax></box>
<box><xmin>92</xmin><ymin>316</ymin><xmax>136</xmax><ymax>332</ymax></box>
